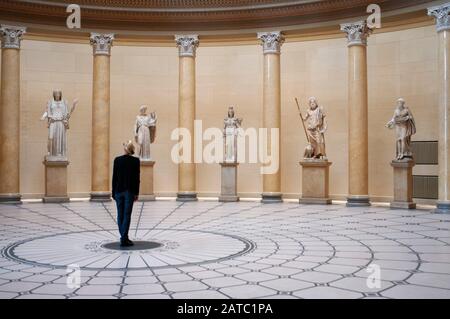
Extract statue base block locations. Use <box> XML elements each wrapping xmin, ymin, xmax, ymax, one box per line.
<box><xmin>219</xmin><ymin>162</ymin><xmax>239</xmax><ymax>202</ymax></box>
<box><xmin>43</xmin><ymin>159</ymin><xmax>69</xmax><ymax>203</ymax></box>
<box><xmin>140</xmin><ymin>160</ymin><xmax>156</xmax><ymax>202</ymax></box>
<box><xmin>299</xmin><ymin>160</ymin><xmax>332</xmax><ymax>205</ymax></box>
<box><xmin>390</xmin><ymin>160</ymin><xmax>416</xmax><ymax>210</ymax></box>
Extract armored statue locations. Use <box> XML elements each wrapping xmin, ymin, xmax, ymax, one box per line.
<box><xmin>134</xmin><ymin>105</ymin><xmax>157</xmax><ymax>160</ymax></box>
<box><xmin>223</xmin><ymin>106</ymin><xmax>242</xmax><ymax>163</ymax></box>
<box><xmin>41</xmin><ymin>90</ymin><xmax>78</xmax><ymax>160</ymax></box>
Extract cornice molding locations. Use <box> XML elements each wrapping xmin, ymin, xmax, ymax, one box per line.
<box><xmin>0</xmin><ymin>0</ymin><xmax>433</xmax><ymax>32</ymax></box>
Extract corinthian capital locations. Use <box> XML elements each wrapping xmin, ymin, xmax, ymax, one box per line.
<box><xmin>257</xmin><ymin>31</ymin><xmax>285</xmax><ymax>54</ymax></box>
<box><xmin>428</xmin><ymin>3</ymin><xmax>450</xmax><ymax>33</ymax></box>
<box><xmin>340</xmin><ymin>21</ymin><xmax>372</xmax><ymax>47</ymax></box>
<box><xmin>175</xmin><ymin>35</ymin><xmax>199</xmax><ymax>57</ymax></box>
<box><xmin>0</xmin><ymin>25</ymin><xmax>26</xmax><ymax>49</ymax></box>
<box><xmin>90</xmin><ymin>33</ymin><xmax>114</xmax><ymax>56</ymax></box>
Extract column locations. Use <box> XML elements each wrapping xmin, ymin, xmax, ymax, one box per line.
<box><xmin>258</xmin><ymin>31</ymin><xmax>284</xmax><ymax>203</ymax></box>
<box><xmin>340</xmin><ymin>21</ymin><xmax>372</xmax><ymax>207</ymax></box>
<box><xmin>89</xmin><ymin>33</ymin><xmax>114</xmax><ymax>202</ymax></box>
<box><xmin>429</xmin><ymin>4</ymin><xmax>450</xmax><ymax>213</ymax></box>
<box><xmin>175</xmin><ymin>35</ymin><xmax>199</xmax><ymax>202</ymax></box>
<box><xmin>0</xmin><ymin>25</ymin><xmax>26</xmax><ymax>204</ymax></box>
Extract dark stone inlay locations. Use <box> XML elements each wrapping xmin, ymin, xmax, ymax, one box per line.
<box><xmin>101</xmin><ymin>241</ymin><xmax>163</xmax><ymax>251</ymax></box>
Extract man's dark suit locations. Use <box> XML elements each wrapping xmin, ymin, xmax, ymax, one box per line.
<box><xmin>112</xmin><ymin>154</ymin><xmax>140</xmax><ymax>243</ymax></box>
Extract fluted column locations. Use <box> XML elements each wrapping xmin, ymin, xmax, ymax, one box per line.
<box><xmin>258</xmin><ymin>32</ymin><xmax>284</xmax><ymax>203</ymax></box>
<box><xmin>0</xmin><ymin>25</ymin><xmax>26</xmax><ymax>204</ymax></box>
<box><xmin>429</xmin><ymin>4</ymin><xmax>450</xmax><ymax>213</ymax></box>
<box><xmin>89</xmin><ymin>33</ymin><xmax>114</xmax><ymax>202</ymax></box>
<box><xmin>175</xmin><ymin>35</ymin><xmax>199</xmax><ymax>202</ymax></box>
<box><xmin>341</xmin><ymin>21</ymin><xmax>372</xmax><ymax>207</ymax></box>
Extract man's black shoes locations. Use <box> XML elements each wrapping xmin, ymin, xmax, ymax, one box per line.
<box><xmin>120</xmin><ymin>239</ymin><xmax>134</xmax><ymax>247</ymax></box>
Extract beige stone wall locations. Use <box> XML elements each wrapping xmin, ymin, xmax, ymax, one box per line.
<box><xmin>12</xmin><ymin>25</ymin><xmax>438</xmax><ymax>200</ymax></box>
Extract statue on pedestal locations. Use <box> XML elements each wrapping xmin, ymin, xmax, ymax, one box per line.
<box><xmin>40</xmin><ymin>90</ymin><xmax>78</xmax><ymax>160</ymax></box>
<box><xmin>296</xmin><ymin>97</ymin><xmax>327</xmax><ymax>160</ymax></box>
<box><xmin>223</xmin><ymin>106</ymin><xmax>242</xmax><ymax>163</ymax></box>
<box><xmin>134</xmin><ymin>105</ymin><xmax>157</xmax><ymax>160</ymax></box>
<box><xmin>386</xmin><ymin>98</ymin><xmax>416</xmax><ymax>161</ymax></box>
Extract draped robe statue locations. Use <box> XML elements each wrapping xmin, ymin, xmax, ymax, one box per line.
<box><xmin>134</xmin><ymin>105</ymin><xmax>157</xmax><ymax>160</ymax></box>
<box><xmin>41</xmin><ymin>90</ymin><xmax>78</xmax><ymax>160</ymax></box>
<box><xmin>223</xmin><ymin>106</ymin><xmax>242</xmax><ymax>163</ymax></box>
<box><xmin>303</xmin><ymin>97</ymin><xmax>327</xmax><ymax>160</ymax></box>
<box><xmin>386</xmin><ymin>98</ymin><xmax>417</xmax><ymax>161</ymax></box>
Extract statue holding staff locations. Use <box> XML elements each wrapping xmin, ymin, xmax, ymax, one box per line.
<box><xmin>295</xmin><ymin>97</ymin><xmax>327</xmax><ymax>160</ymax></box>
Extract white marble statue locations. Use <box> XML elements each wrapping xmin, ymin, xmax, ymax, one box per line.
<box><xmin>134</xmin><ymin>105</ymin><xmax>157</xmax><ymax>160</ymax></box>
<box><xmin>40</xmin><ymin>90</ymin><xmax>78</xmax><ymax>160</ymax></box>
<box><xmin>223</xmin><ymin>106</ymin><xmax>242</xmax><ymax>163</ymax></box>
<box><xmin>386</xmin><ymin>98</ymin><xmax>417</xmax><ymax>161</ymax></box>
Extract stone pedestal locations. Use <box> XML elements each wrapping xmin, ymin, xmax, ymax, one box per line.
<box><xmin>140</xmin><ymin>160</ymin><xmax>155</xmax><ymax>201</ymax></box>
<box><xmin>43</xmin><ymin>159</ymin><xmax>69</xmax><ymax>203</ymax></box>
<box><xmin>299</xmin><ymin>160</ymin><xmax>332</xmax><ymax>205</ymax></box>
<box><xmin>219</xmin><ymin>162</ymin><xmax>239</xmax><ymax>202</ymax></box>
<box><xmin>390</xmin><ymin>160</ymin><xmax>416</xmax><ymax>209</ymax></box>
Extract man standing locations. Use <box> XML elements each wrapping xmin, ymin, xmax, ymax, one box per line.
<box><xmin>112</xmin><ymin>141</ymin><xmax>140</xmax><ymax>247</ymax></box>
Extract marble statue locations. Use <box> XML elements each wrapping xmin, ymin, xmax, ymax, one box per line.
<box><xmin>223</xmin><ymin>106</ymin><xmax>242</xmax><ymax>163</ymax></box>
<box><xmin>386</xmin><ymin>98</ymin><xmax>417</xmax><ymax>161</ymax></box>
<box><xmin>296</xmin><ymin>97</ymin><xmax>327</xmax><ymax>160</ymax></box>
<box><xmin>41</xmin><ymin>90</ymin><xmax>78</xmax><ymax>160</ymax></box>
<box><xmin>134</xmin><ymin>105</ymin><xmax>157</xmax><ymax>160</ymax></box>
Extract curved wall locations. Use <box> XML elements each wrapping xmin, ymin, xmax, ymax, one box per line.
<box><xmin>11</xmin><ymin>24</ymin><xmax>438</xmax><ymax>201</ymax></box>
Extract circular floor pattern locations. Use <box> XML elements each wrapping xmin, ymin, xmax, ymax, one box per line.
<box><xmin>101</xmin><ymin>241</ymin><xmax>163</xmax><ymax>251</ymax></box>
<box><xmin>2</xmin><ymin>228</ymin><xmax>255</xmax><ymax>271</ymax></box>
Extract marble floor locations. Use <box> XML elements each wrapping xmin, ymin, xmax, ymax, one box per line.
<box><xmin>0</xmin><ymin>200</ymin><xmax>450</xmax><ymax>299</ymax></box>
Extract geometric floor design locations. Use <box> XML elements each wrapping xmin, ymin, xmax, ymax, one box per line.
<box><xmin>1</xmin><ymin>201</ymin><xmax>450</xmax><ymax>299</ymax></box>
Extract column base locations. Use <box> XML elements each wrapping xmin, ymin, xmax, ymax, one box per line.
<box><xmin>90</xmin><ymin>192</ymin><xmax>112</xmax><ymax>202</ymax></box>
<box><xmin>139</xmin><ymin>195</ymin><xmax>156</xmax><ymax>202</ymax></box>
<box><xmin>176</xmin><ymin>192</ymin><xmax>198</xmax><ymax>202</ymax></box>
<box><xmin>300</xmin><ymin>198</ymin><xmax>332</xmax><ymax>205</ymax></box>
<box><xmin>390</xmin><ymin>201</ymin><xmax>416</xmax><ymax>210</ymax></box>
<box><xmin>434</xmin><ymin>201</ymin><xmax>450</xmax><ymax>214</ymax></box>
<box><xmin>346</xmin><ymin>196</ymin><xmax>371</xmax><ymax>207</ymax></box>
<box><xmin>43</xmin><ymin>196</ymin><xmax>70</xmax><ymax>203</ymax></box>
<box><xmin>219</xmin><ymin>195</ymin><xmax>240</xmax><ymax>202</ymax></box>
<box><xmin>0</xmin><ymin>194</ymin><xmax>22</xmax><ymax>204</ymax></box>
<box><xmin>261</xmin><ymin>193</ymin><xmax>283</xmax><ymax>204</ymax></box>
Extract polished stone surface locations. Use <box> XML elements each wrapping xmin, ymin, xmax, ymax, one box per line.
<box><xmin>1</xmin><ymin>201</ymin><xmax>450</xmax><ymax>299</ymax></box>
